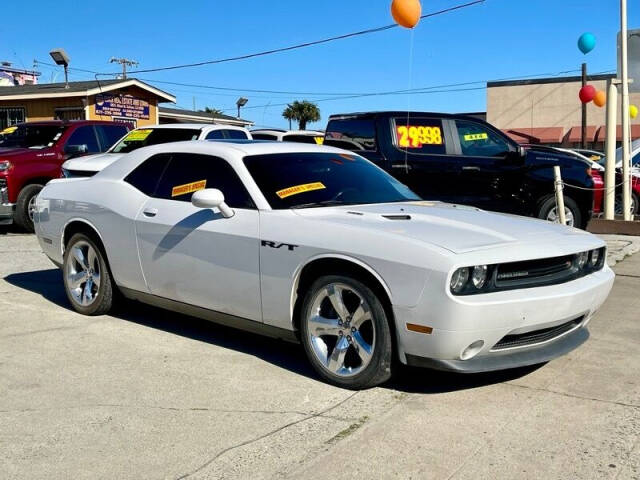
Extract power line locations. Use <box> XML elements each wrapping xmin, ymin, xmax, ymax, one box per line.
<box><xmin>92</xmin><ymin>0</ymin><xmax>485</xmax><ymax>75</ymax></box>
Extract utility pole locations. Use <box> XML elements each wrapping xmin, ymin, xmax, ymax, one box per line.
<box><xmin>581</xmin><ymin>63</ymin><xmax>587</xmax><ymax>149</ymax></box>
<box><xmin>109</xmin><ymin>57</ymin><xmax>139</xmax><ymax>79</ymax></box>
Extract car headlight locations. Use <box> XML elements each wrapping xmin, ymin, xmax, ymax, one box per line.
<box><xmin>576</xmin><ymin>251</ymin><xmax>589</xmax><ymax>270</ymax></box>
<box><xmin>471</xmin><ymin>265</ymin><xmax>488</xmax><ymax>289</ymax></box>
<box><xmin>450</xmin><ymin>267</ymin><xmax>469</xmax><ymax>294</ymax></box>
<box><xmin>590</xmin><ymin>249</ymin><xmax>600</xmax><ymax>267</ymax></box>
<box><xmin>0</xmin><ymin>160</ymin><xmax>12</xmax><ymax>171</ymax></box>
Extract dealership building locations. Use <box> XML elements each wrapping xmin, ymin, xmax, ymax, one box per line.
<box><xmin>487</xmin><ymin>73</ymin><xmax>640</xmax><ymax>149</ymax></box>
<box><xmin>0</xmin><ymin>79</ymin><xmax>252</xmax><ymax>130</ymax></box>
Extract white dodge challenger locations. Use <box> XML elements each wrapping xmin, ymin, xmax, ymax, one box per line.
<box><xmin>34</xmin><ymin>141</ymin><xmax>614</xmax><ymax>389</ymax></box>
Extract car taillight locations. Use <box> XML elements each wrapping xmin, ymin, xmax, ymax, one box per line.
<box><xmin>586</xmin><ymin>167</ymin><xmax>593</xmax><ymax>177</ymax></box>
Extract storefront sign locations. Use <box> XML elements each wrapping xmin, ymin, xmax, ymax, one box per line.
<box><xmin>95</xmin><ymin>94</ymin><xmax>150</xmax><ymax>120</ymax></box>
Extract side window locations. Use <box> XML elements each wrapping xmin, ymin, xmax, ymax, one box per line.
<box><xmin>155</xmin><ymin>153</ymin><xmax>255</xmax><ymax>209</ymax></box>
<box><xmin>392</xmin><ymin>117</ymin><xmax>446</xmax><ymax>155</ymax></box>
<box><xmin>124</xmin><ymin>153</ymin><xmax>172</xmax><ymax>196</ymax></box>
<box><xmin>226</xmin><ymin>129</ymin><xmax>249</xmax><ymax>139</ymax></box>
<box><xmin>455</xmin><ymin>120</ymin><xmax>514</xmax><ymax>157</ymax></box>
<box><xmin>97</xmin><ymin>125</ymin><xmax>128</xmax><ymax>150</ymax></box>
<box><xmin>325</xmin><ymin>119</ymin><xmax>376</xmax><ymax>151</ymax></box>
<box><xmin>205</xmin><ymin>130</ymin><xmax>225</xmax><ymax>140</ymax></box>
<box><xmin>282</xmin><ymin>134</ymin><xmax>319</xmax><ymax>144</ymax></box>
<box><xmin>66</xmin><ymin>126</ymin><xmax>100</xmax><ymax>153</ymax></box>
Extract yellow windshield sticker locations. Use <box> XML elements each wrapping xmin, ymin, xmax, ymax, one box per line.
<box><xmin>1</xmin><ymin>126</ymin><xmax>17</xmax><ymax>134</ymax></box>
<box><xmin>171</xmin><ymin>179</ymin><xmax>207</xmax><ymax>197</ymax></box>
<box><xmin>314</xmin><ymin>136</ymin><xmax>324</xmax><ymax>145</ymax></box>
<box><xmin>463</xmin><ymin>133</ymin><xmax>488</xmax><ymax>141</ymax></box>
<box><xmin>125</xmin><ymin>129</ymin><xmax>153</xmax><ymax>141</ymax></box>
<box><xmin>276</xmin><ymin>182</ymin><xmax>326</xmax><ymax>199</ymax></box>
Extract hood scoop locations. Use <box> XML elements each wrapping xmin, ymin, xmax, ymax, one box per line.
<box><xmin>382</xmin><ymin>214</ymin><xmax>412</xmax><ymax>220</ymax></box>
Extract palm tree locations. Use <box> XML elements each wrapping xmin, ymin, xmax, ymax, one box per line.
<box><xmin>203</xmin><ymin>107</ymin><xmax>224</xmax><ymax>115</ymax></box>
<box><xmin>282</xmin><ymin>101</ymin><xmax>320</xmax><ymax>130</ymax></box>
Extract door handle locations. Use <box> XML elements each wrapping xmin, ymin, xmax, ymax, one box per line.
<box><xmin>462</xmin><ymin>166</ymin><xmax>481</xmax><ymax>171</ymax></box>
<box><xmin>143</xmin><ymin>208</ymin><xmax>158</xmax><ymax>218</ymax></box>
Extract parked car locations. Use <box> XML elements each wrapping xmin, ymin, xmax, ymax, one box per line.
<box><xmin>324</xmin><ymin>112</ymin><xmax>595</xmax><ymax>228</ymax></box>
<box><xmin>572</xmin><ymin>148</ymin><xmax>605</xmax><ymax>162</ymax></box>
<box><xmin>251</xmin><ymin>129</ymin><xmax>324</xmax><ymax>144</ymax></box>
<box><xmin>0</xmin><ymin>120</ymin><xmax>130</xmax><ymax>231</ymax></box>
<box><xmin>591</xmin><ymin>142</ymin><xmax>640</xmax><ymax>215</ymax></box>
<box><xmin>62</xmin><ymin>124</ymin><xmax>253</xmax><ymax>178</ymax></box>
<box><xmin>34</xmin><ymin>141</ymin><xmax>613</xmax><ymax>389</ymax></box>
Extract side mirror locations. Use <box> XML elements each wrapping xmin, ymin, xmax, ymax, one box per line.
<box><xmin>64</xmin><ymin>144</ymin><xmax>88</xmax><ymax>158</ymax></box>
<box><xmin>191</xmin><ymin>188</ymin><xmax>234</xmax><ymax>218</ymax></box>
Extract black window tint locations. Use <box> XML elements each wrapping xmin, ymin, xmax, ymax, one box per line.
<box><xmin>325</xmin><ymin>119</ymin><xmax>376</xmax><ymax>151</ymax></box>
<box><xmin>392</xmin><ymin>117</ymin><xmax>446</xmax><ymax>155</ymax></box>
<box><xmin>205</xmin><ymin>130</ymin><xmax>225</xmax><ymax>140</ymax></box>
<box><xmin>155</xmin><ymin>153</ymin><xmax>255</xmax><ymax>209</ymax></box>
<box><xmin>244</xmin><ymin>152</ymin><xmax>419</xmax><ymax>209</ymax></box>
<box><xmin>282</xmin><ymin>134</ymin><xmax>320</xmax><ymax>144</ymax></box>
<box><xmin>226</xmin><ymin>129</ymin><xmax>249</xmax><ymax>139</ymax></box>
<box><xmin>455</xmin><ymin>119</ymin><xmax>514</xmax><ymax>157</ymax></box>
<box><xmin>252</xmin><ymin>133</ymin><xmax>278</xmax><ymax>140</ymax></box>
<box><xmin>66</xmin><ymin>126</ymin><xmax>100</xmax><ymax>153</ymax></box>
<box><xmin>124</xmin><ymin>153</ymin><xmax>172</xmax><ymax>196</ymax></box>
<box><xmin>111</xmin><ymin>128</ymin><xmax>201</xmax><ymax>153</ymax></box>
<box><xmin>98</xmin><ymin>125</ymin><xmax>128</xmax><ymax>150</ymax></box>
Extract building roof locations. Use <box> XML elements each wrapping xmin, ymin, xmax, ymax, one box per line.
<box><xmin>0</xmin><ymin>64</ymin><xmax>40</xmax><ymax>76</ymax></box>
<box><xmin>0</xmin><ymin>78</ymin><xmax>176</xmax><ymax>102</ymax></box>
<box><xmin>488</xmin><ymin>73</ymin><xmax>616</xmax><ymax>88</ymax></box>
<box><xmin>158</xmin><ymin>106</ymin><xmax>253</xmax><ymax>127</ymax></box>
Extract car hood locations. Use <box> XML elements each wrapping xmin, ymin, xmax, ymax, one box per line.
<box><xmin>0</xmin><ymin>147</ymin><xmax>45</xmax><ymax>160</ymax></box>
<box><xmin>63</xmin><ymin>152</ymin><xmax>123</xmax><ymax>172</ymax></box>
<box><xmin>292</xmin><ymin>201</ymin><xmax>590</xmax><ymax>254</ymax></box>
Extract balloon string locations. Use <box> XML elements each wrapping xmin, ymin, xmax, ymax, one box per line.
<box><xmin>404</xmin><ymin>28</ymin><xmax>415</xmax><ymax>173</ymax></box>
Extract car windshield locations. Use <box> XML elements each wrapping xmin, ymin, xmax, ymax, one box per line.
<box><xmin>243</xmin><ymin>152</ymin><xmax>420</xmax><ymax>209</ymax></box>
<box><xmin>0</xmin><ymin>125</ymin><xmax>66</xmax><ymax>149</ymax></box>
<box><xmin>111</xmin><ymin>128</ymin><xmax>201</xmax><ymax>153</ymax></box>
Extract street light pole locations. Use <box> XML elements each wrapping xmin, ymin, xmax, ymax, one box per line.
<box><xmin>621</xmin><ymin>0</ymin><xmax>632</xmax><ymax>220</ymax></box>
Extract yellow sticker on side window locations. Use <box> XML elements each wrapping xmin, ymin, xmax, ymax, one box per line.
<box><xmin>125</xmin><ymin>129</ymin><xmax>153</xmax><ymax>141</ymax></box>
<box><xmin>1</xmin><ymin>126</ymin><xmax>17</xmax><ymax>134</ymax></box>
<box><xmin>314</xmin><ymin>136</ymin><xmax>324</xmax><ymax>145</ymax></box>
<box><xmin>276</xmin><ymin>182</ymin><xmax>326</xmax><ymax>199</ymax></box>
<box><xmin>171</xmin><ymin>180</ymin><xmax>207</xmax><ymax>197</ymax></box>
<box><xmin>463</xmin><ymin>133</ymin><xmax>489</xmax><ymax>141</ymax></box>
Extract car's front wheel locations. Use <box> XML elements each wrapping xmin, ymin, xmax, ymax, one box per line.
<box><xmin>300</xmin><ymin>275</ymin><xmax>393</xmax><ymax>389</ymax></box>
<box><xmin>63</xmin><ymin>233</ymin><xmax>115</xmax><ymax>316</ymax></box>
<box><xmin>537</xmin><ymin>195</ymin><xmax>582</xmax><ymax>228</ymax></box>
<box><xmin>14</xmin><ymin>184</ymin><xmax>43</xmax><ymax>232</ymax></box>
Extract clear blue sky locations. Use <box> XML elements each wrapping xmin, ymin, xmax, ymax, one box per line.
<box><xmin>1</xmin><ymin>0</ymin><xmax>637</xmax><ymax>129</ymax></box>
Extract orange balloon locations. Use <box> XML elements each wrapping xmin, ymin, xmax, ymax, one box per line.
<box><xmin>391</xmin><ymin>0</ymin><xmax>422</xmax><ymax>29</ymax></box>
<box><xmin>593</xmin><ymin>90</ymin><xmax>606</xmax><ymax>107</ymax></box>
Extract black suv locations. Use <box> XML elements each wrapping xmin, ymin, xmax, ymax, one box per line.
<box><xmin>324</xmin><ymin>112</ymin><xmax>594</xmax><ymax>228</ymax></box>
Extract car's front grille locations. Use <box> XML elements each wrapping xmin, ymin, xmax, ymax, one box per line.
<box><xmin>495</xmin><ymin>255</ymin><xmax>576</xmax><ymax>288</ymax></box>
<box><xmin>0</xmin><ymin>178</ymin><xmax>8</xmax><ymax>204</ymax></box>
<box><xmin>491</xmin><ymin>317</ymin><xmax>583</xmax><ymax>351</ymax></box>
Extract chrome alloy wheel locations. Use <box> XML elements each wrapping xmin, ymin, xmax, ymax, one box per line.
<box><xmin>306</xmin><ymin>283</ymin><xmax>375</xmax><ymax>377</ymax></box>
<box><xmin>546</xmin><ymin>206</ymin><xmax>575</xmax><ymax>226</ymax></box>
<box><xmin>66</xmin><ymin>241</ymin><xmax>101</xmax><ymax>307</ymax></box>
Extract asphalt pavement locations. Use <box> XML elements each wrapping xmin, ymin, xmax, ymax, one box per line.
<box><xmin>0</xmin><ymin>228</ymin><xmax>638</xmax><ymax>480</ymax></box>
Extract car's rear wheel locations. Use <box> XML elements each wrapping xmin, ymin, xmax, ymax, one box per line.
<box><xmin>537</xmin><ymin>195</ymin><xmax>582</xmax><ymax>228</ymax></box>
<box><xmin>300</xmin><ymin>275</ymin><xmax>393</xmax><ymax>389</ymax></box>
<box><xmin>63</xmin><ymin>233</ymin><xmax>114</xmax><ymax>316</ymax></box>
<box><xmin>14</xmin><ymin>184</ymin><xmax>43</xmax><ymax>232</ymax></box>
<box><xmin>615</xmin><ymin>192</ymin><xmax>639</xmax><ymax>215</ymax></box>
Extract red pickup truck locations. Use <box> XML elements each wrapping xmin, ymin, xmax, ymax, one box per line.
<box><xmin>0</xmin><ymin>120</ymin><xmax>129</xmax><ymax>231</ymax></box>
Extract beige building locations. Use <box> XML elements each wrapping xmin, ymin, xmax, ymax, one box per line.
<box><xmin>487</xmin><ymin>74</ymin><xmax>640</xmax><ymax>149</ymax></box>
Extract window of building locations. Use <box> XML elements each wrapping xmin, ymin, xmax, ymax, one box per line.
<box><xmin>0</xmin><ymin>107</ymin><xmax>25</xmax><ymax>130</ymax></box>
<box><xmin>325</xmin><ymin>119</ymin><xmax>376</xmax><ymax>151</ymax></box>
<box><xmin>155</xmin><ymin>153</ymin><xmax>255</xmax><ymax>209</ymax></box>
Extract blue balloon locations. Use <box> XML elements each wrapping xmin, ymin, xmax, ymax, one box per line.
<box><xmin>578</xmin><ymin>33</ymin><xmax>596</xmax><ymax>54</ymax></box>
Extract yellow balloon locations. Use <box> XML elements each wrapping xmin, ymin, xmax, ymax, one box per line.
<box><xmin>630</xmin><ymin>105</ymin><xmax>639</xmax><ymax>119</ymax></box>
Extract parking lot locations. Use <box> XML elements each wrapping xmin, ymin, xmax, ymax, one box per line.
<box><xmin>1</xmin><ymin>229</ymin><xmax>639</xmax><ymax>480</ymax></box>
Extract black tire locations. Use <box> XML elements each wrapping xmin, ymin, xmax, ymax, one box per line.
<box><xmin>537</xmin><ymin>195</ymin><xmax>583</xmax><ymax>229</ymax></box>
<box><xmin>13</xmin><ymin>184</ymin><xmax>43</xmax><ymax>232</ymax></box>
<box><xmin>63</xmin><ymin>233</ymin><xmax>115</xmax><ymax>316</ymax></box>
<box><xmin>300</xmin><ymin>275</ymin><xmax>393</xmax><ymax>390</ymax></box>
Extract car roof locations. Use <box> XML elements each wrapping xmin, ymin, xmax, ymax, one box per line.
<box><xmin>327</xmin><ymin>111</ymin><xmax>466</xmax><ymax>120</ymax></box>
<box><xmin>16</xmin><ymin>120</ymin><xmax>121</xmax><ymax>127</ymax></box>
<box><xmin>133</xmin><ymin>123</ymin><xmax>246</xmax><ymax>131</ymax></box>
<box><xmin>251</xmin><ymin>129</ymin><xmax>323</xmax><ymax>136</ymax></box>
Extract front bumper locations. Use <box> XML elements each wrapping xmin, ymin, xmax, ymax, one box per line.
<box><xmin>0</xmin><ymin>203</ymin><xmax>14</xmax><ymax>224</ymax></box>
<box><xmin>394</xmin><ymin>266</ymin><xmax>614</xmax><ymax>372</ymax></box>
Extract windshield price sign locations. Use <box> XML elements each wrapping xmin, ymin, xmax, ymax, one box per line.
<box><xmin>396</xmin><ymin>125</ymin><xmax>443</xmax><ymax>148</ymax></box>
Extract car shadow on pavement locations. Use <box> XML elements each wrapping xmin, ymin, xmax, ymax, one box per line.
<box><xmin>5</xmin><ymin>268</ymin><xmax>545</xmax><ymax>393</ymax></box>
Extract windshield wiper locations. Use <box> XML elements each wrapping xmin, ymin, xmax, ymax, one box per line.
<box><xmin>291</xmin><ymin>200</ymin><xmax>353</xmax><ymax>209</ymax></box>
